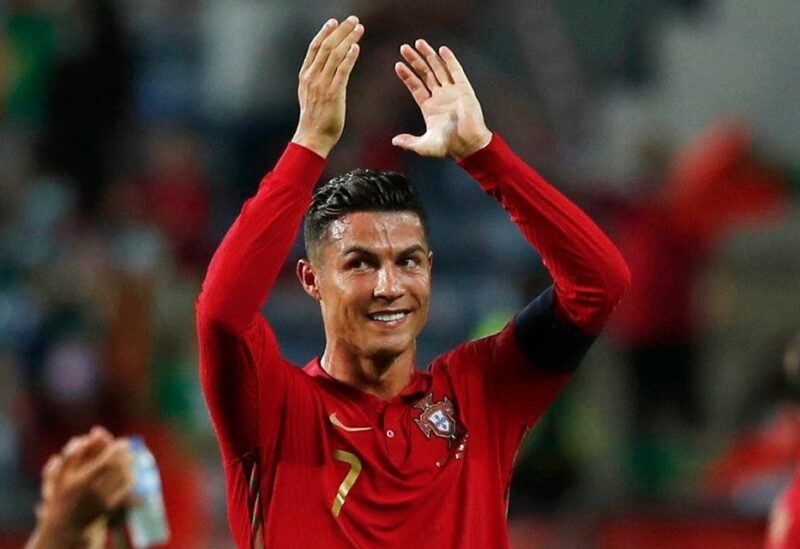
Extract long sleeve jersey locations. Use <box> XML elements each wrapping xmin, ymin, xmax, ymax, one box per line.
<box><xmin>196</xmin><ymin>134</ymin><xmax>629</xmax><ymax>548</ymax></box>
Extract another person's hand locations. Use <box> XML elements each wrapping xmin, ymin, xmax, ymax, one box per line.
<box><xmin>26</xmin><ymin>427</ymin><xmax>134</xmax><ymax>549</ymax></box>
<box><xmin>291</xmin><ymin>16</ymin><xmax>364</xmax><ymax>158</ymax></box>
<box><xmin>392</xmin><ymin>40</ymin><xmax>492</xmax><ymax>161</ymax></box>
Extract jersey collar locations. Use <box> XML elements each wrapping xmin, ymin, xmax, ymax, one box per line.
<box><xmin>304</xmin><ymin>357</ymin><xmax>429</xmax><ymax>405</ymax></box>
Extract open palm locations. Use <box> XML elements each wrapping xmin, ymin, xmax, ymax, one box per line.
<box><xmin>393</xmin><ymin>40</ymin><xmax>492</xmax><ymax>161</ymax></box>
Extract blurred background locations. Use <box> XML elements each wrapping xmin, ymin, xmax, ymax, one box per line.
<box><xmin>0</xmin><ymin>0</ymin><xmax>799</xmax><ymax>547</ymax></box>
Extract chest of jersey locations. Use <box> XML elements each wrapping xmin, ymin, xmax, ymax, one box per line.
<box><xmin>329</xmin><ymin>391</ymin><xmax>465</xmax><ymax>469</ymax></box>
<box><xmin>255</xmin><ymin>371</ymin><xmax>505</xmax><ymax>548</ymax></box>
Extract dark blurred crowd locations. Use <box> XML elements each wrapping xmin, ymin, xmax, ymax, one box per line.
<box><xmin>1</xmin><ymin>0</ymin><xmax>799</xmax><ymax>547</ymax></box>
<box><xmin>1</xmin><ymin>0</ymin><xmax>222</xmax><ymax>543</ymax></box>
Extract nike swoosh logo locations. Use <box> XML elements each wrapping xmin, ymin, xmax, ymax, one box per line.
<box><xmin>329</xmin><ymin>413</ymin><xmax>373</xmax><ymax>432</ymax></box>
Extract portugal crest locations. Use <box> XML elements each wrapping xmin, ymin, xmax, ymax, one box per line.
<box><xmin>414</xmin><ymin>393</ymin><xmax>457</xmax><ymax>441</ymax></box>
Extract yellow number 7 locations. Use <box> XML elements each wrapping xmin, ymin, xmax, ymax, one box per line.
<box><xmin>331</xmin><ymin>450</ymin><xmax>362</xmax><ymax>518</ymax></box>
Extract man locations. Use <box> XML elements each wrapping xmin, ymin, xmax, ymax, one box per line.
<box><xmin>197</xmin><ymin>15</ymin><xmax>629</xmax><ymax>548</ymax></box>
<box><xmin>25</xmin><ymin>427</ymin><xmax>134</xmax><ymax>549</ymax></box>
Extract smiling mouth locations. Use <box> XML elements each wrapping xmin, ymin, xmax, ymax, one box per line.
<box><xmin>367</xmin><ymin>311</ymin><xmax>411</xmax><ymax>323</ymax></box>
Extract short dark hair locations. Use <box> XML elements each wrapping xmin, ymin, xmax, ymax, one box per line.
<box><xmin>303</xmin><ymin>168</ymin><xmax>429</xmax><ymax>261</ymax></box>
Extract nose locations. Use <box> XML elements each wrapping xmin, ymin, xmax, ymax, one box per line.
<box><xmin>373</xmin><ymin>265</ymin><xmax>404</xmax><ymax>300</ymax></box>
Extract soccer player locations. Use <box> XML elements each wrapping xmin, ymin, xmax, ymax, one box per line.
<box><xmin>197</xmin><ymin>15</ymin><xmax>630</xmax><ymax>548</ymax></box>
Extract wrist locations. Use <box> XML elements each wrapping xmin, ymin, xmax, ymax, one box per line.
<box><xmin>291</xmin><ymin>131</ymin><xmax>335</xmax><ymax>159</ymax></box>
<box><xmin>28</xmin><ymin>511</ymin><xmax>107</xmax><ymax>549</ymax></box>
<box><xmin>27</xmin><ymin>520</ymin><xmax>82</xmax><ymax>549</ymax></box>
<box><xmin>454</xmin><ymin>129</ymin><xmax>493</xmax><ymax>162</ymax></box>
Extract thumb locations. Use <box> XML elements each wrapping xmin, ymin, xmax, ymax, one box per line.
<box><xmin>391</xmin><ymin>133</ymin><xmax>421</xmax><ymax>151</ymax></box>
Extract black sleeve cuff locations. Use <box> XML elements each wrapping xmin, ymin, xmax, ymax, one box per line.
<box><xmin>513</xmin><ymin>286</ymin><xmax>597</xmax><ymax>374</ymax></box>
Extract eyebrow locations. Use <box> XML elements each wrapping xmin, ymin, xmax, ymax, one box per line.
<box><xmin>341</xmin><ymin>244</ymin><xmax>428</xmax><ymax>258</ymax></box>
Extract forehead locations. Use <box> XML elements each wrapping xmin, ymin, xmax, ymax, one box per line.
<box><xmin>324</xmin><ymin>211</ymin><xmax>427</xmax><ymax>254</ymax></box>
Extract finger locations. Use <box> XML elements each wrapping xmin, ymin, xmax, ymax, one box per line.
<box><xmin>61</xmin><ymin>434</ymin><xmax>92</xmax><ymax>470</ymax></box>
<box><xmin>63</xmin><ymin>434</ymin><xmax>88</xmax><ymax>457</ymax></box>
<box><xmin>394</xmin><ymin>61</ymin><xmax>430</xmax><ymax>106</ymax></box>
<box><xmin>70</xmin><ymin>431</ymin><xmax>113</xmax><ymax>468</ymax></box>
<box><xmin>309</xmin><ymin>15</ymin><xmax>360</xmax><ymax>74</ymax></box>
<box><xmin>331</xmin><ymin>42</ymin><xmax>361</xmax><ymax>90</ymax></box>
<box><xmin>438</xmin><ymin>45</ymin><xmax>469</xmax><ymax>85</ymax></box>
<box><xmin>89</xmin><ymin>425</ymin><xmax>113</xmax><ymax>445</ymax></box>
<box><xmin>300</xmin><ymin>19</ymin><xmax>338</xmax><ymax>75</ymax></box>
<box><xmin>79</xmin><ymin>439</ymin><xmax>132</xmax><ymax>485</ymax></box>
<box><xmin>42</xmin><ymin>454</ymin><xmax>63</xmax><ymax>480</ymax></box>
<box><xmin>400</xmin><ymin>43</ymin><xmax>439</xmax><ymax>89</ymax></box>
<box><xmin>391</xmin><ymin>133</ymin><xmax>422</xmax><ymax>151</ymax></box>
<box><xmin>322</xmin><ymin>23</ymin><xmax>364</xmax><ymax>81</ymax></box>
<box><xmin>415</xmin><ymin>39</ymin><xmax>453</xmax><ymax>85</ymax></box>
<box><xmin>41</xmin><ymin>454</ymin><xmax>63</xmax><ymax>500</ymax></box>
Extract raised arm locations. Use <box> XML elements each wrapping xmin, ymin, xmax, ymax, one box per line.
<box><xmin>393</xmin><ymin>41</ymin><xmax>629</xmax><ymax>433</ymax></box>
<box><xmin>393</xmin><ymin>39</ymin><xmax>629</xmax><ymax>337</ymax></box>
<box><xmin>196</xmin><ymin>17</ymin><xmax>363</xmax><ymax>460</ymax></box>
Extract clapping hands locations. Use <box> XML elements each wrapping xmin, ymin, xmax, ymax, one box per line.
<box><xmin>292</xmin><ymin>17</ymin><xmax>491</xmax><ymax>162</ymax></box>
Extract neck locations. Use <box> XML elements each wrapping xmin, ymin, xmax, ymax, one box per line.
<box><xmin>320</xmin><ymin>343</ymin><xmax>415</xmax><ymax>400</ymax></box>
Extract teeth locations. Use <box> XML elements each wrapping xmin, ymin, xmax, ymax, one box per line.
<box><xmin>370</xmin><ymin>312</ymin><xmax>407</xmax><ymax>322</ymax></box>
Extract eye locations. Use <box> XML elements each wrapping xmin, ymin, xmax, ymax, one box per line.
<box><xmin>346</xmin><ymin>258</ymin><xmax>371</xmax><ymax>271</ymax></box>
<box><xmin>401</xmin><ymin>257</ymin><xmax>421</xmax><ymax>269</ymax></box>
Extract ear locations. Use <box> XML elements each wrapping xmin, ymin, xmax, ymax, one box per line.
<box><xmin>296</xmin><ymin>258</ymin><xmax>322</xmax><ymax>301</ymax></box>
<box><xmin>427</xmin><ymin>250</ymin><xmax>434</xmax><ymax>273</ymax></box>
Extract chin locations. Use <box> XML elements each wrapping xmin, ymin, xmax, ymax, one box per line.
<box><xmin>364</xmin><ymin>338</ymin><xmax>414</xmax><ymax>361</ymax></box>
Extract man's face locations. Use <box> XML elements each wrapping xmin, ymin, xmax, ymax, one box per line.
<box><xmin>302</xmin><ymin>211</ymin><xmax>432</xmax><ymax>361</ymax></box>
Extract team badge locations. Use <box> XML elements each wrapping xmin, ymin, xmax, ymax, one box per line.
<box><xmin>414</xmin><ymin>393</ymin><xmax>457</xmax><ymax>441</ymax></box>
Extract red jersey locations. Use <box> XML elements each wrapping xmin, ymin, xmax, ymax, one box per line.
<box><xmin>196</xmin><ymin>135</ymin><xmax>629</xmax><ymax>548</ymax></box>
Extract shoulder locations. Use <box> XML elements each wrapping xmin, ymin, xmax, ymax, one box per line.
<box><xmin>428</xmin><ymin>323</ymin><xmax>518</xmax><ymax>379</ymax></box>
